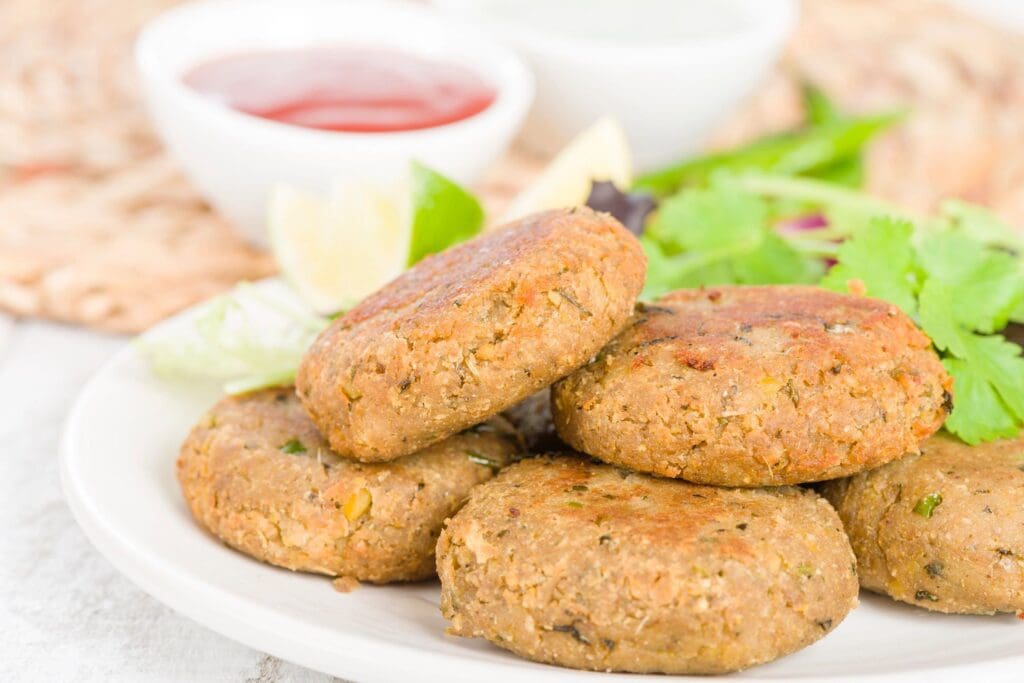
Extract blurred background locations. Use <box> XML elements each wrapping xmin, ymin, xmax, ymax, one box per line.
<box><xmin>4</xmin><ymin>0</ymin><xmax>1024</xmax><ymax>335</ymax></box>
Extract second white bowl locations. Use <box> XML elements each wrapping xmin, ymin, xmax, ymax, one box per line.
<box><xmin>437</xmin><ymin>0</ymin><xmax>796</xmax><ymax>172</ymax></box>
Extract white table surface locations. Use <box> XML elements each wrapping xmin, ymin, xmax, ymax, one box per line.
<box><xmin>0</xmin><ymin>317</ymin><xmax>340</xmax><ymax>682</ymax></box>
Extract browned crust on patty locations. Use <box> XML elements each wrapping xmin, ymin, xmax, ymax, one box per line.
<box><xmin>437</xmin><ymin>456</ymin><xmax>859</xmax><ymax>674</ymax></box>
<box><xmin>552</xmin><ymin>285</ymin><xmax>952</xmax><ymax>486</ymax></box>
<box><xmin>177</xmin><ymin>388</ymin><xmax>520</xmax><ymax>583</ymax></box>
<box><xmin>819</xmin><ymin>433</ymin><xmax>1024</xmax><ymax>615</ymax></box>
<box><xmin>296</xmin><ymin>208</ymin><xmax>646</xmax><ymax>462</ymax></box>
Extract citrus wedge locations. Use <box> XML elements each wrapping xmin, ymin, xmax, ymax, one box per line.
<box><xmin>503</xmin><ymin>117</ymin><xmax>632</xmax><ymax>221</ymax></box>
<box><xmin>269</xmin><ymin>163</ymin><xmax>483</xmax><ymax>314</ymax></box>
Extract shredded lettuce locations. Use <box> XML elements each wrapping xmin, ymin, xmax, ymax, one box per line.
<box><xmin>137</xmin><ymin>282</ymin><xmax>329</xmax><ymax>394</ymax></box>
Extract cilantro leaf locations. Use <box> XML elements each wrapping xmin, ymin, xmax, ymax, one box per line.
<box><xmin>641</xmin><ymin>184</ymin><xmax>819</xmax><ymax>295</ymax></box>
<box><xmin>635</xmin><ymin>118</ymin><xmax>1024</xmax><ymax>444</ymax></box>
<box><xmin>938</xmin><ymin>199</ymin><xmax>1024</xmax><ymax>254</ymax></box>
<box><xmin>919</xmin><ymin>278</ymin><xmax>1024</xmax><ymax>441</ymax></box>
<box><xmin>647</xmin><ymin>184</ymin><xmax>766</xmax><ymax>255</ymax></box>
<box><xmin>818</xmin><ymin>211</ymin><xmax>1024</xmax><ymax>443</ymax></box>
<box><xmin>821</xmin><ymin>217</ymin><xmax>919</xmax><ymax>313</ymax></box>
<box><xmin>640</xmin><ymin>236</ymin><xmax>734</xmax><ymax>299</ymax></box>
<box><xmin>961</xmin><ymin>333</ymin><xmax>1024</xmax><ymax>421</ymax></box>
<box><xmin>731</xmin><ymin>232</ymin><xmax>823</xmax><ymax>285</ymax></box>
<box><xmin>917</xmin><ymin>233</ymin><xmax>1023</xmax><ymax>333</ymax></box>
<box><xmin>918</xmin><ymin>279</ymin><xmax>969</xmax><ymax>357</ymax></box>
<box><xmin>943</xmin><ymin>358</ymin><xmax>1022</xmax><ymax>444</ymax></box>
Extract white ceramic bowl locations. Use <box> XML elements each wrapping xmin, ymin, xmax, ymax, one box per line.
<box><xmin>136</xmin><ymin>0</ymin><xmax>533</xmax><ymax>245</ymax></box>
<box><xmin>435</xmin><ymin>0</ymin><xmax>796</xmax><ymax>172</ymax></box>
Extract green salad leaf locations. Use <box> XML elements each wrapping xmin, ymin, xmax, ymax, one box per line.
<box><xmin>798</xmin><ymin>192</ymin><xmax>1024</xmax><ymax>443</ymax></box>
<box><xmin>634</xmin><ymin>83</ymin><xmax>1024</xmax><ymax>443</ymax></box>
<box><xmin>734</xmin><ymin>186</ymin><xmax>1023</xmax><ymax>443</ymax></box>
<box><xmin>142</xmin><ymin>162</ymin><xmax>483</xmax><ymax>395</ymax></box>
<box><xmin>633</xmin><ymin>85</ymin><xmax>901</xmax><ymax>197</ymax></box>
<box><xmin>641</xmin><ymin>181</ymin><xmax>822</xmax><ymax>298</ymax></box>
<box><xmin>820</xmin><ymin>217</ymin><xmax>918</xmax><ymax>315</ymax></box>
<box><xmin>138</xmin><ymin>283</ymin><xmax>329</xmax><ymax>394</ymax></box>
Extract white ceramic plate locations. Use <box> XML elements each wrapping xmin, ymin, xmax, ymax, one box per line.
<box><xmin>61</xmin><ymin>279</ymin><xmax>1024</xmax><ymax>682</ymax></box>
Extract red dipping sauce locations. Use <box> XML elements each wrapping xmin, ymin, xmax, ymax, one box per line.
<box><xmin>183</xmin><ymin>47</ymin><xmax>497</xmax><ymax>133</ymax></box>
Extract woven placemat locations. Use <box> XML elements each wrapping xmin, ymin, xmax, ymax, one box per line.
<box><xmin>2</xmin><ymin>0</ymin><xmax>1022</xmax><ymax>333</ymax></box>
<box><xmin>0</xmin><ymin>0</ymin><xmax>274</xmax><ymax>334</ymax></box>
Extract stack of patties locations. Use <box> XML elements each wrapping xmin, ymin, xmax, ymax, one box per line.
<box><xmin>179</xmin><ymin>207</ymin><xmax>999</xmax><ymax>676</ymax></box>
<box><xmin>437</xmin><ymin>282</ymin><xmax>955</xmax><ymax>674</ymax></box>
<box><xmin>551</xmin><ymin>285</ymin><xmax>1023</xmax><ymax>623</ymax></box>
<box><xmin>177</xmin><ymin>208</ymin><xmax>643</xmax><ymax>585</ymax></box>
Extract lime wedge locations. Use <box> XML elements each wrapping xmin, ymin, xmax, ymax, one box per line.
<box><xmin>407</xmin><ymin>162</ymin><xmax>485</xmax><ymax>266</ymax></box>
<box><xmin>269</xmin><ymin>163</ymin><xmax>483</xmax><ymax>314</ymax></box>
<box><xmin>503</xmin><ymin>117</ymin><xmax>632</xmax><ymax>221</ymax></box>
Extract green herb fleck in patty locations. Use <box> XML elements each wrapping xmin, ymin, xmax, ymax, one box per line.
<box><xmin>280</xmin><ymin>438</ymin><xmax>307</xmax><ymax>454</ymax></box>
<box><xmin>913</xmin><ymin>492</ymin><xmax>943</xmax><ymax>518</ymax></box>
<box><xmin>466</xmin><ymin>450</ymin><xmax>500</xmax><ymax>471</ymax></box>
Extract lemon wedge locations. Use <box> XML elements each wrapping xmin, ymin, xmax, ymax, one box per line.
<box><xmin>503</xmin><ymin>117</ymin><xmax>632</xmax><ymax>221</ymax></box>
<box><xmin>269</xmin><ymin>163</ymin><xmax>483</xmax><ymax>314</ymax></box>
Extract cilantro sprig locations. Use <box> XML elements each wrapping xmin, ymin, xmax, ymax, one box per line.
<box><xmin>641</xmin><ymin>182</ymin><xmax>824</xmax><ymax>299</ymax></box>
<box><xmin>822</xmin><ymin>213</ymin><xmax>1024</xmax><ymax>443</ymax></box>
<box><xmin>638</xmin><ymin>168</ymin><xmax>1024</xmax><ymax>443</ymax></box>
<box><xmin>633</xmin><ymin>86</ymin><xmax>1024</xmax><ymax>443</ymax></box>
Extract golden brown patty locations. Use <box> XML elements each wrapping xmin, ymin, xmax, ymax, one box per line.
<box><xmin>552</xmin><ymin>285</ymin><xmax>952</xmax><ymax>486</ymax></box>
<box><xmin>177</xmin><ymin>388</ymin><xmax>520</xmax><ymax>583</ymax></box>
<box><xmin>437</xmin><ymin>456</ymin><xmax>859</xmax><ymax>674</ymax></box>
<box><xmin>296</xmin><ymin>207</ymin><xmax>645</xmax><ymax>462</ymax></box>
<box><xmin>820</xmin><ymin>433</ymin><xmax>1024</xmax><ymax>615</ymax></box>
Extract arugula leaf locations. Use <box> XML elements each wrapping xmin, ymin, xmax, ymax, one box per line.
<box><xmin>800</xmin><ymin>85</ymin><xmax>869</xmax><ymax>188</ymax></box>
<box><xmin>634</xmin><ymin>112</ymin><xmax>900</xmax><ymax>196</ymax></box>
<box><xmin>821</xmin><ymin>217</ymin><xmax>918</xmax><ymax>314</ymax></box>
<box><xmin>803</xmin><ymin>84</ymin><xmax>843</xmax><ymax>125</ymax></box>
<box><xmin>812</xmin><ymin>157</ymin><xmax>865</xmax><ymax>188</ymax></box>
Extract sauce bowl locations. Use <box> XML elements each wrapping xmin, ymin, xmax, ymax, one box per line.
<box><xmin>436</xmin><ymin>0</ymin><xmax>795</xmax><ymax>172</ymax></box>
<box><xmin>136</xmin><ymin>0</ymin><xmax>533</xmax><ymax>245</ymax></box>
